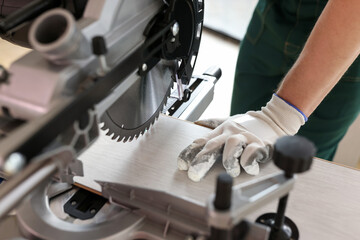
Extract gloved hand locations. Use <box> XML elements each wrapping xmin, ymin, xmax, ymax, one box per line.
<box><xmin>177</xmin><ymin>94</ymin><xmax>307</xmax><ymax>182</ymax></box>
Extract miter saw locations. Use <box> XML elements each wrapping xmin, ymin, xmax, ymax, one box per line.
<box><xmin>0</xmin><ymin>1</ymin><xmax>315</xmax><ymax>240</ymax></box>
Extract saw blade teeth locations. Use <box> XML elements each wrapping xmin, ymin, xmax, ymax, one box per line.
<box><xmin>100</xmin><ymin>123</ymin><xmax>108</xmax><ymax>131</ymax></box>
<box><xmin>101</xmin><ymin>128</ymin><xmax>110</xmax><ymax>135</ymax></box>
<box><xmin>122</xmin><ymin>136</ymin><xmax>129</xmax><ymax>142</ymax></box>
<box><xmin>111</xmin><ymin>134</ymin><xmax>119</xmax><ymax>141</ymax></box>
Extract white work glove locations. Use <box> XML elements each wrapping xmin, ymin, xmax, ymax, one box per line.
<box><xmin>177</xmin><ymin>94</ymin><xmax>307</xmax><ymax>182</ymax></box>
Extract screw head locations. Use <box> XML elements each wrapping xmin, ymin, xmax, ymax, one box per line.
<box><xmin>171</xmin><ymin>22</ymin><xmax>180</xmax><ymax>36</ymax></box>
<box><xmin>141</xmin><ymin>63</ymin><xmax>148</xmax><ymax>72</ymax></box>
<box><xmin>3</xmin><ymin>153</ymin><xmax>26</xmax><ymax>175</ymax></box>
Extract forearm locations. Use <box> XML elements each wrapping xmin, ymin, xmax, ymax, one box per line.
<box><xmin>277</xmin><ymin>0</ymin><xmax>360</xmax><ymax>117</ymax></box>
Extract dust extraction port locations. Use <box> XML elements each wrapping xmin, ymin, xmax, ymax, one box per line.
<box><xmin>29</xmin><ymin>8</ymin><xmax>90</xmax><ymax>64</ymax></box>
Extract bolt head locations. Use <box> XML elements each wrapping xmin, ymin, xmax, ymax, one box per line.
<box><xmin>141</xmin><ymin>63</ymin><xmax>148</xmax><ymax>72</ymax></box>
<box><xmin>3</xmin><ymin>153</ymin><xmax>26</xmax><ymax>175</ymax></box>
<box><xmin>171</xmin><ymin>22</ymin><xmax>180</xmax><ymax>36</ymax></box>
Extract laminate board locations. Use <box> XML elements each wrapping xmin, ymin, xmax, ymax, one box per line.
<box><xmin>75</xmin><ymin>115</ymin><xmax>360</xmax><ymax>239</ymax></box>
<box><xmin>75</xmin><ymin>115</ymin><xmax>279</xmax><ymax>204</ymax></box>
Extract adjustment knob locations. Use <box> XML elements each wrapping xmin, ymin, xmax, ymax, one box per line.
<box><xmin>92</xmin><ymin>36</ymin><xmax>108</xmax><ymax>56</ymax></box>
<box><xmin>91</xmin><ymin>36</ymin><xmax>109</xmax><ymax>76</ymax></box>
<box><xmin>273</xmin><ymin>136</ymin><xmax>316</xmax><ymax>177</ymax></box>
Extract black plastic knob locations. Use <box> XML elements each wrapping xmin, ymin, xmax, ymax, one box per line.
<box><xmin>214</xmin><ymin>173</ymin><xmax>233</xmax><ymax>210</ymax></box>
<box><xmin>92</xmin><ymin>36</ymin><xmax>108</xmax><ymax>55</ymax></box>
<box><xmin>273</xmin><ymin>136</ymin><xmax>316</xmax><ymax>177</ymax></box>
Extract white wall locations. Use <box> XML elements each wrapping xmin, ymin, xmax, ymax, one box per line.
<box><xmin>333</xmin><ymin>115</ymin><xmax>360</xmax><ymax>168</ymax></box>
<box><xmin>204</xmin><ymin>0</ymin><xmax>258</xmax><ymax>40</ymax></box>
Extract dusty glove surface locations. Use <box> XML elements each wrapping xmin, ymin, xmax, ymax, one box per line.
<box><xmin>178</xmin><ymin>94</ymin><xmax>306</xmax><ymax>182</ymax></box>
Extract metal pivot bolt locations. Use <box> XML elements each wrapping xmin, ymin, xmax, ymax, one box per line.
<box><xmin>171</xmin><ymin>22</ymin><xmax>180</xmax><ymax>36</ymax></box>
<box><xmin>169</xmin><ymin>22</ymin><xmax>180</xmax><ymax>46</ymax></box>
<box><xmin>92</xmin><ymin>36</ymin><xmax>109</xmax><ymax>76</ymax></box>
<box><xmin>3</xmin><ymin>152</ymin><xmax>26</xmax><ymax>176</ymax></box>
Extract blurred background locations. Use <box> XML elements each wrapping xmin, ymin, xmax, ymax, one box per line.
<box><xmin>0</xmin><ymin>0</ymin><xmax>359</xmax><ymax>169</ymax></box>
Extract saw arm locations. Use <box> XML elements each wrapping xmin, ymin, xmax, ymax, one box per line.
<box><xmin>0</xmin><ymin>0</ymin><xmax>203</xmax><ymax>168</ymax></box>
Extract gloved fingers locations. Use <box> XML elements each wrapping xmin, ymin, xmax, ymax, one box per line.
<box><xmin>222</xmin><ymin>134</ymin><xmax>247</xmax><ymax>177</ymax></box>
<box><xmin>192</xmin><ymin>126</ymin><xmax>224</xmax><ymax>146</ymax></box>
<box><xmin>196</xmin><ymin>133</ymin><xmax>228</xmax><ymax>157</ymax></box>
<box><xmin>239</xmin><ymin>142</ymin><xmax>269</xmax><ymax>175</ymax></box>
<box><xmin>194</xmin><ymin>118</ymin><xmax>227</xmax><ymax>129</ymax></box>
<box><xmin>240</xmin><ymin>143</ymin><xmax>270</xmax><ymax>175</ymax></box>
<box><xmin>188</xmin><ymin>146</ymin><xmax>223</xmax><ymax>182</ymax></box>
<box><xmin>177</xmin><ymin>142</ymin><xmax>204</xmax><ymax>171</ymax></box>
<box><xmin>177</xmin><ymin>131</ymin><xmax>227</xmax><ymax>171</ymax></box>
<box><xmin>178</xmin><ymin>127</ymin><xmax>225</xmax><ymax>172</ymax></box>
<box><xmin>257</xmin><ymin>143</ymin><xmax>273</xmax><ymax>164</ymax></box>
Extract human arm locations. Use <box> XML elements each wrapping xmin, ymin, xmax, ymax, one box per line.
<box><xmin>277</xmin><ymin>0</ymin><xmax>360</xmax><ymax>116</ymax></box>
<box><xmin>178</xmin><ymin>0</ymin><xmax>360</xmax><ymax>182</ymax></box>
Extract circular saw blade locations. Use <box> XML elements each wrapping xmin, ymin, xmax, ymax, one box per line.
<box><xmin>100</xmin><ymin>60</ymin><xmax>175</xmax><ymax>142</ymax></box>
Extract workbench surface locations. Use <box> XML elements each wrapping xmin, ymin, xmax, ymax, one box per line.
<box><xmin>76</xmin><ymin>115</ymin><xmax>360</xmax><ymax>240</ymax></box>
